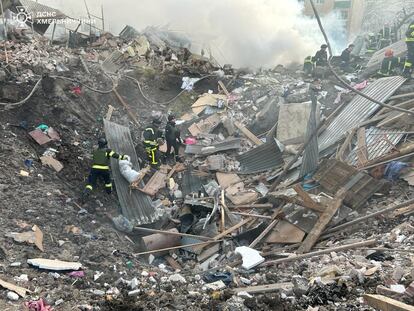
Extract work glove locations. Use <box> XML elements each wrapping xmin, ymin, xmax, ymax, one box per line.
<box><xmin>121</xmin><ymin>154</ymin><xmax>130</xmax><ymax>161</ymax></box>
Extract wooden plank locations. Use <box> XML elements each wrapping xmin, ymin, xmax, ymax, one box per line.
<box><xmin>249</xmin><ymin>207</ymin><xmax>282</xmax><ymax>248</ymax></box>
<box><xmin>140</xmin><ymin>171</ymin><xmax>167</xmax><ymax>196</ymax></box>
<box><xmin>265</xmin><ymin>220</ymin><xmax>306</xmax><ymax>244</ymax></box>
<box><xmin>228</xmin><ymin>203</ymin><xmax>273</xmax><ymax>209</ymax></box>
<box><xmin>234</xmin><ymin>121</ymin><xmax>263</xmax><ymax>146</ymax></box>
<box><xmin>249</xmin><ymin>219</ymin><xmax>278</xmax><ymax>248</ymax></box>
<box><xmin>164</xmin><ymin>255</ymin><xmax>182</xmax><ymax>270</ymax></box>
<box><xmin>216</xmin><ymin>172</ymin><xmax>241</xmax><ymax>189</ymax></box>
<box><xmin>293</xmin><ymin>184</ymin><xmax>325</xmax><ymax>213</ymax></box>
<box><xmin>105</xmin><ymin>104</ymin><xmax>114</xmax><ymax>121</ymax></box>
<box><xmin>297</xmin><ymin>188</ymin><xmax>347</xmax><ymax>254</ymax></box>
<box><xmin>0</xmin><ymin>278</ymin><xmax>31</xmax><ymax>297</ymax></box>
<box><xmin>263</xmin><ymin>239</ymin><xmax>377</xmax><ymax>266</ymax></box>
<box><xmin>363</xmin><ymin>294</ymin><xmax>414</xmax><ymax>311</ymax></box>
<box><xmin>218</xmin><ymin>80</ymin><xmax>230</xmax><ymax>96</ymax></box>
<box><xmin>356</xmin><ymin>127</ymin><xmax>369</xmax><ymax>167</ymax></box>
<box><xmin>198</xmin><ymin>244</ymin><xmax>220</xmax><ymax>262</ymax></box>
<box><xmin>233</xmin><ymin>283</ymin><xmax>293</xmax><ymax>294</ymax></box>
<box><xmin>134</xmin><ymin>227</ymin><xmax>213</xmax><ymax>241</ymax></box>
<box><xmin>392</xmin><ymin>204</ymin><xmax>414</xmax><ymax>217</ymax></box>
<box><xmin>40</xmin><ymin>156</ymin><xmax>64</xmax><ymax>172</ymax></box>
<box><xmin>232</xmin><ymin>212</ymin><xmax>272</xmax><ymax>219</ymax></box>
<box><xmin>113</xmin><ymin>89</ymin><xmax>140</xmax><ymax>126</ymax></box>
<box><xmin>133</xmin><ymin>240</ymin><xmax>223</xmax><ymax>257</ymax></box>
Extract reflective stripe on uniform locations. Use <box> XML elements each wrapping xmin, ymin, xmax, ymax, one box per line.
<box><xmin>105</xmin><ymin>183</ymin><xmax>112</xmax><ymax>188</ymax></box>
<box><xmin>92</xmin><ymin>164</ymin><xmax>110</xmax><ymax>170</ymax></box>
<box><xmin>144</xmin><ymin>140</ymin><xmax>158</xmax><ymax>146</ymax></box>
<box><xmin>86</xmin><ymin>185</ymin><xmax>93</xmax><ymax>190</ymax></box>
<box><xmin>151</xmin><ymin>148</ymin><xmax>157</xmax><ymax>164</ymax></box>
<box><xmin>405</xmin><ymin>61</ymin><xmax>413</xmax><ymax>67</ymax></box>
<box><xmin>145</xmin><ymin>128</ymin><xmax>155</xmax><ymax>134</ymax></box>
<box><xmin>107</xmin><ymin>150</ymin><xmax>115</xmax><ymax>157</ymax></box>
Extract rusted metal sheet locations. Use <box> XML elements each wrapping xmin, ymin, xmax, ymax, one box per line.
<box><xmin>318</xmin><ymin>76</ymin><xmax>406</xmax><ymax>152</ymax></box>
<box><xmin>103</xmin><ymin>120</ymin><xmax>159</xmax><ymax>225</ymax></box>
<box><xmin>346</xmin><ymin>127</ymin><xmax>405</xmax><ymax>166</ymax></box>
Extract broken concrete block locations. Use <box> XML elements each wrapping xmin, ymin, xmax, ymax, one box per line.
<box><xmin>27</xmin><ymin>258</ymin><xmax>82</xmax><ymax>271</ymax></box>
<box><xmin>168</xmin><ymin>273</ymin><xmax>187</xmax><ymax>283</ymax></box>
<box><xmin>7</xmin><ymin>291</ymin><xmax>19</xmax><ymax>301</ymax></box>
<box><xmin>235</xmin><ymin>246</ymin><xmax>265</xmax><ymax>270</ymax></box>
<box><xmin>203</xmin><ymin>280</ymin><xmax>226</xmax><ymax>291</ymax></box>
<box><xmin>206</xmin><ymin>155</ymin><xmax>225</xmax><ymax>171</ymax></box>
<box><xmin>292</xmin><ymin>275</ymin><xmax>309</xmax><ymax>297</ymax></box>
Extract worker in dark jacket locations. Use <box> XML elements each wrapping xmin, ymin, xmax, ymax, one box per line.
<box><xmin>143</xmin><ymin>118</ymin><xmax>164</xmax><ymax>167</ymax></box>
<box><xmin>165</xmin><ymin>114</ymin><xmax>182</xmax><ymax>162</ymax></box>
<box><xmin>314</xmin><ymin>44</ymin><xmax>328</xmax><ymax>67</ymax></box>
<box><xmin>84</xmin><ymin>137</ymin><xmax>127</xmax><ymax>196</ymax></box>
<box><xmin>403</xmin><ymin>20</ymin><xmax>414</xmax><ymax>78</ymax></box>
<box><xmin>340</xmin><ymin>44</ymin><xmax>355</xmax><ymax>72</ymax></box>
<box><xmin>377</xmin><ymin>49</ymin><xmax>405</xmax><ymax>76</ymax></box>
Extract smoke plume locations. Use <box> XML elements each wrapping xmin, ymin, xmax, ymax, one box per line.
<box><xmin>39</xmin><ymin>0</ymin><xmax>347</xmax><ymax>68</ymax></box>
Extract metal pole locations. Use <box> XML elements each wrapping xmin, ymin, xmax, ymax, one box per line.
<box><xmin>0</xmin><ymin>0</ymin><xmax>9</xmax><ymax>64</ymax></box>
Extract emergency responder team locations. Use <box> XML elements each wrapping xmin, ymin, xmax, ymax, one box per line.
<box><xmin>83</xmin><ymin>115</ymin><xmax>182</xmax><ymax>198</ymax></box>
<box><xmin>304</xmin><ymin>20</ymin><xmax>414</xmax><ymax>79</ymax></box>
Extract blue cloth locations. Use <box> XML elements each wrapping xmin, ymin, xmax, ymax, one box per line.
<box><xmin>384</xmin><ymin>161</ymin><xmax>409</xmax><ymax>181</ymax></box>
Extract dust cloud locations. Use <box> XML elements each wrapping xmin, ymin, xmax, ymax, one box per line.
<box><xmin>38</xmin><ymin>0</ymin><xmax>347</xmax><ymax>68</ymax></box>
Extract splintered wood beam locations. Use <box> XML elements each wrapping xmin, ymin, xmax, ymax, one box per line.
<box><xmin>113</xmin><ymin>89</ymin><xmax>140</xmax><ymax>126</ymax></box>
<box><xmin>262</xmin><ymin>239</ymin><xmax>376</xmax><ymax>266</ymax></box>
<box><xmin>297</xmin><ymin>188</ymin><xmax>347</xmax><ymax>254</ymax></box>
<box><xmin>363</xmin><ymin>294</ymin><xmax>414</xmax><ymax>311</ymax></box>
<box><xmin>293</xmin><ymin>184</ymin><xmax>325</xmax><ymax>213</ymax></box>
<box><xmin>234</xmin><ymin>121</ymin><xmax>263</xmax><ymax>146</ymax></box>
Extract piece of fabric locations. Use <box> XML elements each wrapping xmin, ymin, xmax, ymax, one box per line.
<box><xmin>384</xmin><ymin>161</ymin><xmax>410</xmax><ymax>181</ymax></box>
<box><xmin>24</xmin><ymin>298</ymin><xmax>53</xmax><ymax>311</ymax></box>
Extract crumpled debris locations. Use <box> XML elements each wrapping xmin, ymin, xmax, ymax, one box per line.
<box><xmin>24</xmin><ymin>298</ymin><xmax>53</xmax><ymax>311</ymax></box>
<box><xmin>384</xmin><ymin>161</ymin><xmax>410</xmax><ymax>181</ymax></box>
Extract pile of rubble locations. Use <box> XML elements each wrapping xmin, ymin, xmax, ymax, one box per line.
<box><xmin>0</xmin><ymin>9</ymin><xmax>414</xmax><ymax>311</ymax></box>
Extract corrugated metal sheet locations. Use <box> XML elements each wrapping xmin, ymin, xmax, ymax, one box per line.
<box><xmin>182</xmin><ymin>169</ymin><xmax>205</xmax><ymax>196</ymax></box>
<box><xmin>346</xmin><ymin>127</ymin><xmax>405</xmax><ymax>165</ymax></box>
<box><xmin>102</xmin><ymin>50</ymin><xmax>124</xmax><ymax>73</ymax></box>
<box><xmin>119</xmin><ymin>25</ymin><xmax>140</xmax><ymax>40</ymax></box>
<box><xmin>366</xmin><ymin>40</ymin><xmax>406</xmax><ymax>69</ymax></box>
<box><xmin>318</xmin><ymin>76</ymin><xmax>406</xmax><ymax>152</ymax></box>
<box><xmin>300</xmin><ymin>96</ymin><xmax>319</xmax><ymax>177</ymax></box>
<box><xmin>185</xmin><ymin>138</ymin><xmax>241</xmax><ymax>155</ymax></box>
<box><xmin>20</xmin><ymin>0</ymin><xmax>66</xmax><ymax>19</ymax></box>
<box><xmin>237</xmin><ymin>138</ymin><xmax>284</xmax><ymax>174</ymax></box>
<box><xmin>103</xmin><ymin>120</ymin><xmax>159</xmax><ymax>225</ymax></box>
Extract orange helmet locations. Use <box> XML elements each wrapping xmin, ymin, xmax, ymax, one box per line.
<box><xmin>384</xmin><ymin>49</ymin><xmax>394</xmax><ymax>57</ymax></box>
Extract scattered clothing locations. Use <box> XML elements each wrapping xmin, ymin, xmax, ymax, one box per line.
<box><xmin>384</xmin><ymin>161</ymin><xmax>410</xmax><ymax>181</ymax></box>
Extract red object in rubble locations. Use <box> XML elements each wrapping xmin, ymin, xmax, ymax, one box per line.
<box><xmin>24</xmin><ymin>298</ymin><xmax>53</xmax><ymax>311</ymax></box>
<box><xmin>184</xmin><ymin>137</ymin><xmax>197</xmax><ymax>145</ymax></box>
<box><xmin>72</xmin><ymin>86</ymin><xmax>82</xmax><ymax>95</ymax></box>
